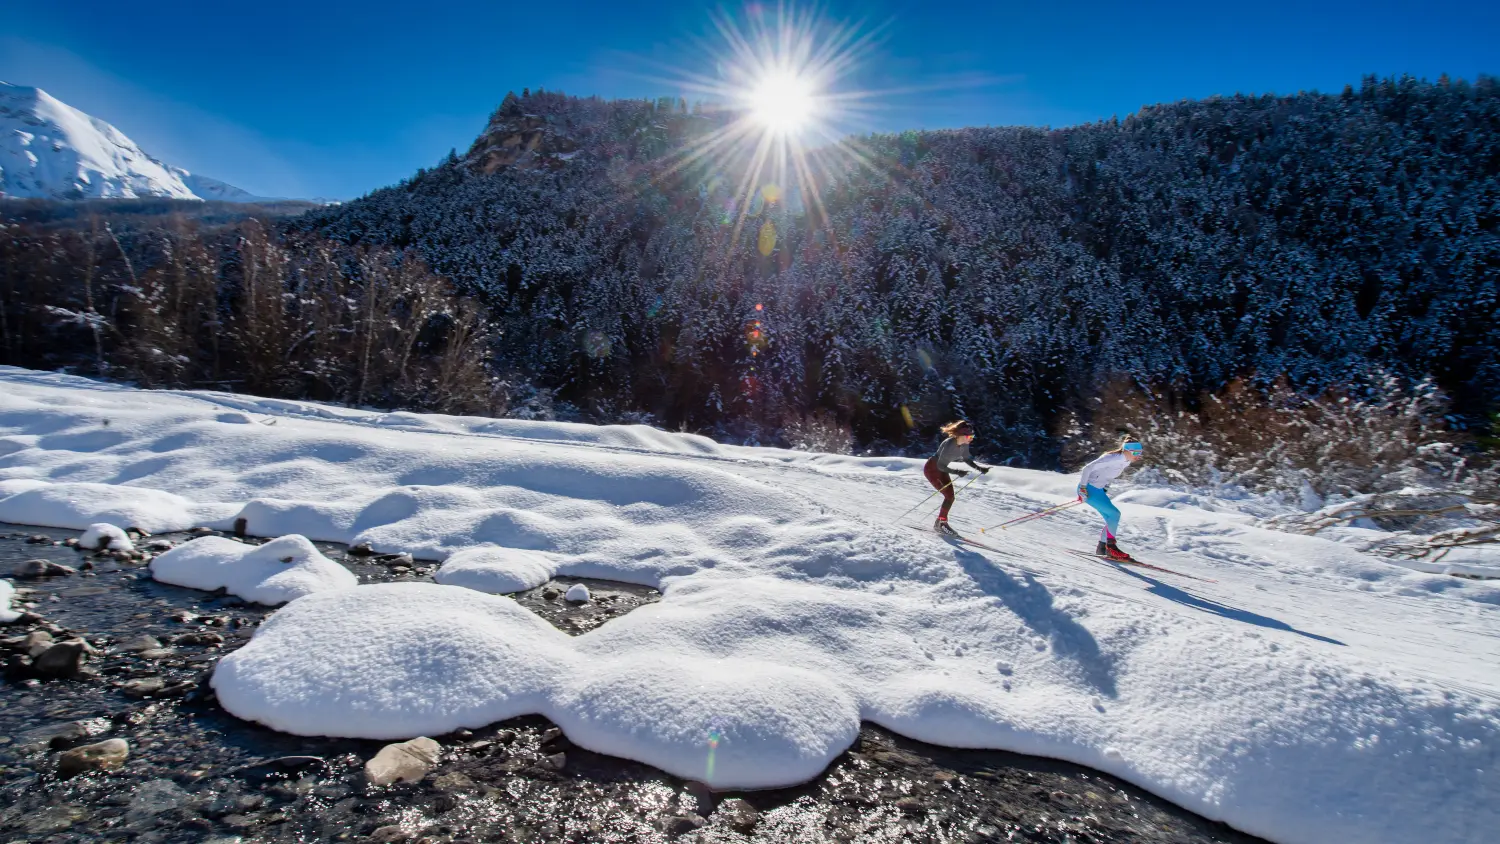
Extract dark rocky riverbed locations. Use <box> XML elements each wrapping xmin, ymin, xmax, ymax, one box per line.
<box><xmin>0</xmin><ymin>522</ymin><xmax>1266</xmax><ymax>844</ymax></box>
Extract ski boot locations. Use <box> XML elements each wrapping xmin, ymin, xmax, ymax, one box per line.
<box><xmin>1103</xmin><ymin>538</ymin><xmax>1134</xmax><ymax>562</ymax></box>
<box><xmin>1095</xmin><ymin>540</ymin><xmax>1108</xmax><ymax>557</ymax></box>
<box><xmin>934</xmin><ymin>517</ymin><xmax>958</xmax><ymax>536</ymax></box>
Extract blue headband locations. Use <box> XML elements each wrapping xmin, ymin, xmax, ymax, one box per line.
<box><xmin>1123</xmin><ymin>442</ymin><xmax>1143</xmax><ymax>454</ymax></box>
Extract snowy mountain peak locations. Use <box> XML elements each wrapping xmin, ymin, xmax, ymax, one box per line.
<box><xmin>0</xmin><ymin>81</ymin><xmax>264</xmax><ymax>202</ymax></box>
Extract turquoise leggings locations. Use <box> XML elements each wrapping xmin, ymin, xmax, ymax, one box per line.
<box><xmin>1084</xmin><ymin>485</ymin><xmax>1119</xmax><ymax>539</ymax></box>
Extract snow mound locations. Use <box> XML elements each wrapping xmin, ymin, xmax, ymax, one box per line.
<box><xmin>150</xmin><ymin>535</ymin><xmax>356</xmax><ymax>605</ymax></box>
<box><xmin>0</xmin><ymin>580</ymin><xmax>21</xmax><ymax>623</ymax></box>
<box><xmin>564</xmin><ymin>583</ymin><xmax>590</xmax><ymax>602</ymax></box>
<box><xmin>213</xmin><ymin>583</ymin><xmax>566</xmax><ymax>737</ymax></box>
<box><xmin>0</xmin><ymin>481</ymin><xmax>233</xmax><ymax>534</ymax></box>
<box><xmin>433</xmin><ymin>546</ymin><xmax>558</xmax><ymax>593</ymax></box>
<box><xmin>214</xmin><ymin>583</ymin><xmax>861</xmax><ymax>788</ymax></box>
<box><xmin>80</xmin><ymin>523</ymin><xmax>134</xmax><ymax>552</ymax></box>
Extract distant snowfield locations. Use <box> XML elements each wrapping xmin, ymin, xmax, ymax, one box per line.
<box><xmin>0</xmin><ymin>367</ymin><xmax>1494</xmax><ymax>844</ymax></box>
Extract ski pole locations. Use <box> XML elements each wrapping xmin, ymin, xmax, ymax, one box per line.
<box><xmin>894</xmin><ymin>473</ymin><xmax>979</xmax><ymax>525</ymax></box>
<box><xmin>980</xmin><ymin>499</ymin><xmax>1082</xmax><ymax>533</ymax></box>
<box><xmin>893</xmin><ymin>479</ymin><xmax>957</xmax><ymax>525</ymax></box>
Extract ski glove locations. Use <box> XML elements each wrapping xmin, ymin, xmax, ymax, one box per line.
<box><xmin>951</xmin><ymin>469</ymin><xmax>970</xmax><ymax>477</ymax></box>
<box><xmin>978</xmin><ymin>466</ymin><xmax>990</xmax><ymax>475</ymax></box>
<box><xmin>1077</xmin><ymin>485</ymin><xmax>1088</xmax><ymax>500</ymax></box>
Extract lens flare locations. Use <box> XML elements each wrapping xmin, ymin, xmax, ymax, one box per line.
<box><xmin>751</xmin><ymin>72</ymin><xmax>814</xmax><ymax>134</ymax></box>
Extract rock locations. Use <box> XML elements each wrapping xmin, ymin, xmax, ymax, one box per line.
<box><xmin>137</xmin><ymin>648</ymin><xmax>173</xmax><ymax>660</ymax></box>
<box><xmin>26</xmin><ymin>534</ymin><xmax>50</xmax><ymax>544</ymax></box>
<box><xmin>540</xmin><ymin>752</ymin><xmax>567</xmax><ymax>771</ymax></box>
<box><xmin>369</xmin><ymin>826</ymin><xmax>415</xmax><ymax>843</ymax></box>
<box><xmin>542</xmin><ymin>588</ymin><xmax>561</xmax><ymax>600</ymax></box>
<box><xmin>192</xmin><ymin>526</ymin><xmax>214</xmax><ymax>534</ymax></box>
<box><xmin>4</xmin><ymin>653</ymin><xmax>32</xmax><ymax>675</ymax></box>
<box><xmin>125</xmin><ymin>778</ymin><xmax>193</xmax><ymax>822</ymax></box>
<box><xmin>21</xmin><ymin>804</ymin><xmax>89</xmax><ymax>834</ymax></box>
<box><xmin>33</xmin><ymin>638</ymin><xmax>97</xmax><ymax>676</ymax></box>
<box><xmin>684</xmin><ymin>780</ymin><xmax>714</xmax><ymax>815</ymax></box>
<box><xmin>564</xmin><ymin>583</ymin><xmax>591</xmax><ymax>603</ymax></box>
<box><xmin>173</xmin><ymin>631</ymin><xmax>224</xmax><ymax>646</ymax></box>
<box><xmin>365</xmin><ymin>736</ymin><xmax>441</xmax><ymax>786</ymax></box>
<box><xmin>145</xmin><ymin>539</ymin><xmax>175</xmax><ymax>551</ymax></box>
<box><xmin>232</xmin><ymin>755</ymin><xmax>326</xmax><ymax>784</ymax></box>
<box><xmin>205</xmin><ymin>792</ymin><xmax>265</xmax><ymax>817</ymax></box>
<box><xmin>63</xmin><ymin>537</ymin><xmax>80</xmax><ymax>547</ymax></box>
<box><xmin>541</xmin><ymin>727</ymin><xmax>564</xmax><ymax>744</ymax></box>
<box><xmin>380</xmin><ymin>553</ymin><xmax>415</xmax><ymax>567</ymax></box>
<box><xmin>122</xmin><ymin>677</ymin><xmax>166</xmax><ymax>698</ymax></box>
<box><xmin>13</xmin><ymin>559</ymin><xmax>75</xmax><ymax>579</ymax></box>
<box><xmin>433</xmin><ymin>771</ymin><xmax>476</xmax><ymax>792</ymax></box>
<box><xmin>120</xmin><ymin>634</ymin><xmax>162</xmax><ymax>652</ymax></box>
<box><xmin>894</xmin><ymin>796</ymin><xmax>927</xmax><ymax>813</ymax></box>
<box><xmin>348</xmin><ymin>542</ymin><xmax>376</xmax><ymax>557</ymax></box>
<box><xmin>24</xmin><ymin>630</ymin><xmax>55</xmax><ymax>657</ymax></box>
<box><xmin>662</xmin><ymin>813</ymin><xmax>706</xmax><ymax>837</ymax></box>
<box><xmin>496</xmin><ymin>729</ymin><xmax>517</xmax><ymax>744</ymax></box>
<box><xmin>57</xmin><ymin>737</ymin><xmax>130</xmax><ymax>777</ymax></box>
<box><xmin>718</xmin><ymin>798</ymin><xmax>761</xmax><ymax>832</ymax></box>
<box><xmin>16</xmin><ymin>720</ymin><xmax>90</xmax><ymax>751</ymax></box>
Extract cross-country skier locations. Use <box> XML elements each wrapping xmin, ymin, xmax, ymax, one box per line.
<box><xmin>924</xmin><ymin>420</ymin><xmax>990</xmax><ymax>534</ymax></box>
<box><xmin>1077</xmin><ymin>435</ymin><xmax>1144</xmax><ymax>561</ymax></box>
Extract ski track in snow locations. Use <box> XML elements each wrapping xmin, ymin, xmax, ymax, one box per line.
<box><xmin>0</xmin><ymin>367</ymin><xmax>1495</xmax><ymax>844</ymax></box>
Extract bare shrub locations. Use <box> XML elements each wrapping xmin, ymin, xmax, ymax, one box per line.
<box><xmin>783</xmin><ymin>410</ymin><xmax>854</xmax><ymax>455</ymax></box>
<box><xmin>1060</xmin><ymin>373</ymin><xmax>1483</xmax><ymax>501</ymax></box>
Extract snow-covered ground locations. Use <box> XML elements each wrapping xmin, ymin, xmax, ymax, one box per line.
<box><xmin>0</xmin><ymin>367</ymin><xmax>1494</xmax><ymax>844</ymax></box>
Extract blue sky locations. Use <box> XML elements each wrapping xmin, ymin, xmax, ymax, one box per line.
<box><xmin>2</xmin><ymin>1</ymin><xmax>1495</xmax><ymax>200</ymax></box>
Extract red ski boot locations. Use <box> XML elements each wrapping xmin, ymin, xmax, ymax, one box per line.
<box><xmin>1103</xmin><ymin>538</ymin><xmax>1134</xmax><ymax>562</ymax></box>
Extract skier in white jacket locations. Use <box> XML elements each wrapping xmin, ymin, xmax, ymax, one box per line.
<box><xmin>1077</xmin><ymin>436</ymin><xmax>1144</xmax><ymax>561</ymax></box>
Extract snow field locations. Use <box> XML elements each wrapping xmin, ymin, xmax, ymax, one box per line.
<box><xmin>0</xmin><ymin>368</ymin><xmax>1495</xmax><ymax>844</ymax></box>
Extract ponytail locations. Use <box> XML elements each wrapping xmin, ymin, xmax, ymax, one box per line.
<box><xmin>940</xmin><ymin>420</ymin><xmax>974</xmax><ymax>438</ymax></box>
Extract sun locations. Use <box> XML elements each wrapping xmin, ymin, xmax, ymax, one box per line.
<box><xmin>749</xmin><ymin>70</ymin><xmax>816</xmax><ymax>134</ymax></box>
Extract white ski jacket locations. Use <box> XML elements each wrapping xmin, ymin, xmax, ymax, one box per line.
<box><xmin>1078</xmin><ymin>451</ymin><xmax>1130</xmax><ymax>493</ymax></box>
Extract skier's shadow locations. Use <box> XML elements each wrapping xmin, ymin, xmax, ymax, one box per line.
<box><xmin>951</xmin><ymin>548</ymin><xmax>1119</xmax><ymax>699</ymax></box>
<box><xmin>1113</xmin><ymin>566</ymin><xmax>1346</xmax><ymax>646</ymax></box>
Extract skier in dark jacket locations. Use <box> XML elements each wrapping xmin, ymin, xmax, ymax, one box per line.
<box><xmin>923</xmin><ymin>420</ymin><xmax>990</xmax><ymax>534</ymax></box>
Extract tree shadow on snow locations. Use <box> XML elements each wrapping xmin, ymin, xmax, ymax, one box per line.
<box><xmin>951</xmin><ymin>548</ymin><xmax>1119</xmax><ymax>699</ymax></box>
<box><xmin>1113</xmin><ymin>566</ymin><xmax>1346</xmax><ymax>646</ymax></box>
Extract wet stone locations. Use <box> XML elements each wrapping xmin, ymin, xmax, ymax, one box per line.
<box><xmin>365</xmin><ymin>737</ymin><xmax>441</xmax><ymax>786</ymax></box>
<box><xmin>56</xmin><ymin>737</ymin><xmax>129</xmax><ymax>777</ymax></box>
<box><xmin>662</xmin><ymin>812</ymin><xmax>706</xmax><ymax>836</ymax></box>
<box><xmin>22</xmin><ymin>803</ymin><xmax>89</xmax><ymax>834</ymax></box>
<box><xmin>32</xmin><ymin>638</ymin><xmax>97</xmax><ymax>676</ymax></box>
<box><xmin>125</xmin><ymin>778</ymin><xmax>194</xmax><ymax>823</ymax></box>
<box><xmin>717</xmin><ymin>797</ymin><xmax>760</xmax><ymax>832</ymax></box>
<box><xmin>119</xmin><ymin>634</ymin><xmax>162</xmax><ymax>652</ymax></box>
<box><xmin>433</xmin><ymin>771</ymin><xmax>476</xmax><ymax>792</ymax></box>
<box><xmin>13</xmin><ymin>558</ymin><xmax>74</xmax><ymax>579</ymax></box>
